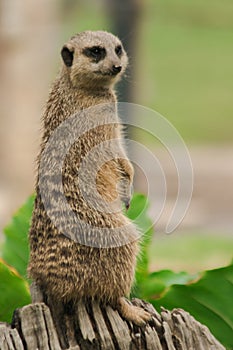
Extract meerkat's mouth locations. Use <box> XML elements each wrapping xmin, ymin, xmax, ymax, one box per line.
<box><xmin>94</xmin><ymin>70</ymin><xmax>121</xmax><ymax>77</ymax></box>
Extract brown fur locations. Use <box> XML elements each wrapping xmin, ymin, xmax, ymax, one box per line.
<box><xmin>28</xmin><ymin>31</ymin><xmax>150</xmax><ymax>325</ymax></box>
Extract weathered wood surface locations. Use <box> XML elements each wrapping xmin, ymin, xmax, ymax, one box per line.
<box><xmin>0</xmin><ymin>299</ymin><xmax>225</xmax><ymax>350</ymax></box>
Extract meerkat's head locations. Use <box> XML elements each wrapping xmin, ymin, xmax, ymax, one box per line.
<box><xmin>61</xmin><ymin>31</ymin><xmax>128</xmax><ymax>89</ymax></box>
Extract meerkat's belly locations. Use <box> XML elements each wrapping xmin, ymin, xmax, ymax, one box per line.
<box><xmin>33</xmin><ymin>234</ymin><xmax>138</xmax><ymax>302</ymax></box>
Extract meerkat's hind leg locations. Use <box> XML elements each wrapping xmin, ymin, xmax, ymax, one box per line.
<box><xmin>30</xmin><ymin>281</ymin><xmax>45</xmax><ymax>303</ymax></box>
<box><xmin>116</xmin><ymin>297</ymin><xmax>152</xmax><ymax>326</ymax></box>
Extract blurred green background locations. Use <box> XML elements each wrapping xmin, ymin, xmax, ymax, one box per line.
<box><xmin>0</xmin><ymin>0</ymin><xmax>232</xmax><ymax>273</ymax></box>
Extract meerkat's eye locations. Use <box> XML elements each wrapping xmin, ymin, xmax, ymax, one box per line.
<box><xmin>83</xmin><ymin>46</ymin><xmax>106</xmax><ymax>62</ymax></box>
<box><xmin>115</xmin><ymin>45</ymin><xmax>123</xmax><ymax>57</ymax></box>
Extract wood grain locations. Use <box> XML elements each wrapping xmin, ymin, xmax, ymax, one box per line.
<box><xmin>0</xmin><ymin>299</ymin><xmax>225</xmax><ymax>349</ymax></box>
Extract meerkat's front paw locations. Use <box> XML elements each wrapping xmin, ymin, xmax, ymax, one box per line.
<box><xmin>116</xmin><ymin>297</ymin><xmax>152</xmax><ymax>326</ymax></box>
<box><xmin>118</xmin><ymin>178</ymin><xmax>133</xmax><ymax>210</ymax></box>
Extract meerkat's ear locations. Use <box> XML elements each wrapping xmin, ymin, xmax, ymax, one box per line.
<box><xmin>61</xmin><ymin>46</ymin><xmax>74</xmax><ymax>67</ymax></box>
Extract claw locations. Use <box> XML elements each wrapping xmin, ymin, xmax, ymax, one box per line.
<box><xmin>124</xmin><ymin>198</ymin><xmax>130</xmax><ymax>211</ymax></box>
<box><xmin>117</xmin><ymin>297</ymin><xmax>152</xmax><ymax>326</ymax></box>
<box><xmin>126</xmin><ymin>203</ymin><xmax>130</xmax><ymax>211</ymax></box>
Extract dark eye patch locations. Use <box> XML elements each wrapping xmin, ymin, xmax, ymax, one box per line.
<box><xmin>115</xmin><ymin>45</ymin><xmax>123</xmax><ymax>57</ymax></box>
<box><xmin>82</xmin><ymin>46</ymin><xmax>106</xmax><ymax>62</ymax></box>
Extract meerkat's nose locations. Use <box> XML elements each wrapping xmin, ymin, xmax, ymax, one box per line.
<box><xmin>112</xmin><ymin>65</ymin><xmax>122</xmax><ymax>74</ymax></box>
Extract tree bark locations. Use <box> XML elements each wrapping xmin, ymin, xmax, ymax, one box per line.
<box><xmin>0</xmin><ymin>299</ymin><xmax>225</xmax><ymax>350</ymax></box>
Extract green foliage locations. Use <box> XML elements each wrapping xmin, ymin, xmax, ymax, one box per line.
<box><xmin>2</xmin><ymin>194</ymin><xmax>35</xmax><ymax>278</ymax></box>
<box><xmin>139</xmin><ymin>269</ymin><xmax>198</xmax><ymax>299</ymax></box>
<box><xmin>0</xmin><ymin>193</ymin><xmax>232</xmax><ymax>348</ymax></box>
<box><xmin>0</xmin><ymin>196</ymin><xmax>34</xmax><ymax>322</ymax></box>
<box><xmin>150</xmin><ymin>265</ymin><xmax>233</xmax><ymax>350</ymax></box>
<box><xmin>126</xmin><ymin>193</ymin><xmax>154</xmax><ymax>287</ymax></box>
<box><xmin>0</xmin><ymin>259</ymin><xmax>30</xmax><ymax>323</ymax></box>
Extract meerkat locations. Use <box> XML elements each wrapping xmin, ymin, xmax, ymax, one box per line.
<box><xmin>28</xmin><ymin>30</ymin><xmax>151</xmax><ymax>326</ymax></box>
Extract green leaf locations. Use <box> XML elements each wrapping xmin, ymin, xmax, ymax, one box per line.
<box><xmin>0</xmin><ymin>259</ymin><xmax>31</xmax><ymax>323</ymax></box>
<box><xmin>127</xmin><ymin>193</ymin><xmax>152</xmax><ymax>233</ymax></box>
<box><xmin>151</xmin><ymin>269</ymin><xmax>198</xmax><ymax>287</ymax></box>
<box><xmin>2</xmin><ymin>194</ymin><xmax>35</xmax><ymax>278</ymax></box>
<box><xmin>141</xmin><ymin>269</ymin><xmax>198</xmax><ymax>299</ymax></box>
<box><xmin>150</xmin><ymin>264</ymin><xmax>233</xmax><ymax>349</ymax></box>
<box><xmin>126</xmin><ymin>193</ymin><xmax>154</xmax><ymax>293</ymax></box>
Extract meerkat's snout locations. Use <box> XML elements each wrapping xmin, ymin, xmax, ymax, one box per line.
<box><xmin>111</xmin><ymin>65</ymin><xmax>122</xmax><ymax>75</ymax></box>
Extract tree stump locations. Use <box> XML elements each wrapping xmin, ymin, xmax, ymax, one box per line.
<box><xmin>0</xmin><ymin>299</ymin><xmax>225</xmax><ymax>350</ymax></box>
